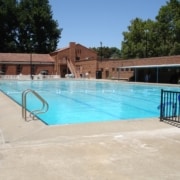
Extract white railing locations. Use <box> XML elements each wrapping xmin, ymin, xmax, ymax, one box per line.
<box><xmin>0</xmin><ymin>75</ymin><xmax>19</xmax><ymax>80</ymax></box>
<box><xmin>33</xmin><ymin>74</ymin><xmax>61</xmax><ymax>80</ymax></box>
<box><xmin>0</xmin><ymin>74</ymin><xmax>61</xmax><ymax>80</ymax></box>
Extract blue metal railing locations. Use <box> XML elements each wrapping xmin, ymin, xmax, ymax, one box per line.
<box><xmin>160</xmin><ymin>89</ymin><xmax>180</xmax><ymax>122</ymax></box>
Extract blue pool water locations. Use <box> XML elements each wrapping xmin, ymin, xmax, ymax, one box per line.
<box><xmin>0</xmin><ymin>80</ymin><xmax>179</xmax><ymax>125</ymax></box>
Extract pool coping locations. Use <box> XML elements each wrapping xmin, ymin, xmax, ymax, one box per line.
<box><xmin>0</xmin><ymin>84</ymin><xmax>180</xmax><ymax>179</ymax></box>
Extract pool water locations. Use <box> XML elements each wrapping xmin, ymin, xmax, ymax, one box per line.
<box><xmin>0</xmin><ymin>80</ymin><xmax>179</xmax><ymax>125</ymax></box>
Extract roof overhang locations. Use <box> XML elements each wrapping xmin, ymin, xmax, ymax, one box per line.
<box><xmin>118</xmin><ymin>64</ymin><xmax>180</xmax><ymax>69</ymax></box>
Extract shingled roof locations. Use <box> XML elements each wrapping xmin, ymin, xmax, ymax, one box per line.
<box><xmin>0</xmin><ymin>53</ymin><xmax>54</xmax><ymax>64</ymax></box>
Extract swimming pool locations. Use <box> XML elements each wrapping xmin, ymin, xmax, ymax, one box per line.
<box><xmin>0</xmin><ymin>80</ymin><xmax>179</xmax><ymax>125</ymax></box>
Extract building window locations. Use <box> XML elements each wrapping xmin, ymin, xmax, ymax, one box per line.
<box><xmin>32</xmin><ymin>65</ymin><xmax>35</xmax><ymax>75</ymax></box>
<box><xmin>17</xmin><ymin>64</ymin><xmax>22</xmax><ymax>74</ymax></box>
<box><xmin>1</xmin><ymin>64</ymin><xmax>6</xmax><ymax>74</ymax></box>
<box><xmin>76</xmin><ymin>56</ymin><xmax>80</xmax><ymax>61</ymax></box>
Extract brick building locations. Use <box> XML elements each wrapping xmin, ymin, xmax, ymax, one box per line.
<box><xmin>50</xmin><ymin>42</ymin><xmax>97</xmax><ymax>78</ymax></box>
<box><xmin>0</xmin><ymin>42</ymin><xmax>180</xmax><ymax>83</ymax></box>
<box><xmin>50</xmin><ymin>42</ymin><xmax>180</xmax><ymax>83</ymax></box>
<box><xmin>98</xmin><ymin>56</ymin><xmax>180</xmax><ymax>83</ymax></box>
<box><xmin>0</xmin><ymin>53</ymin><xmax>54</xmax><ymax>76</ymax></box>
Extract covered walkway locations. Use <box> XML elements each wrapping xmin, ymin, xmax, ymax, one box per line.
<box><xmin>119</xmin><ymin>64</ymin><xmax>180</xmax><ymax>83</ymax></box>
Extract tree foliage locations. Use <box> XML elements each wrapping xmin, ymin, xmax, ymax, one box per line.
<box><xmin>121</xmin><ymin>0</ymin><xmax>180</xmax><ymax>59</ymax></box>
<box><xmin>156</xmin><ymin>0</ymin><xmax>180</xmax><ymax>56</ymax></box>
<box><xmin>90</xmin><ymin>46</ymin><xmax>121</xmax><ymax>59</ymax></box>
<box><xmin>0</xmin><ymin>0</ymin><xmax>18</xmax><ymax>52</ymax></box>
<box><xmin>0</xmin><ymin>0</ymin><xmax>62</xmax><ymax>53</ymax></box>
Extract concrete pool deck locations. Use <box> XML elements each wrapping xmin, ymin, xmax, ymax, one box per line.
<box><xmin>0</xmin><ymin>91</ymin><xmax>180</xmax><ymax>180</ymax></box>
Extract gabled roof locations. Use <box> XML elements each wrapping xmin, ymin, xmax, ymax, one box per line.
<box><xmin>0</xmin><ymin>53</ymin><xmax>54</xmax><ymax>63</ymax></box>
<box><xmin>50</xmin><ymin>46</ymin><xmax>69</xmax><ymax>54</ymax></box>
<box><xmin>50</xmin><ymin>42</ymin><xmax>97</xmax><ymax>55</ymax></box>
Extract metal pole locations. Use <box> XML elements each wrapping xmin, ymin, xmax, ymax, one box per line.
<box><xmin>156</xmin><ymin>67</ymin><xmax>159</xmax><ymax>83</ymax></box>
<box><xmin>146</xmin><ymin>32</ymin><xmax>147</xmax><ymax>58</ymax></box>
<box><xmin>29</xmin><ymin>36</ymin><xmax>33</xmax><ymax>80</ymax></box>
<box><xmin>100</xmin><ymin>41</ymin><xmax>102</xmax><ymax>61</ymax></box>
<box><xmin>145</xmin><ymin>30</ymin><xmax>148</xmax><ymax>58</ymax></box>
<box><xmin>30</xmin><ymin>53</ymin><xmax>33</xmax><ymax>80</ymax></box>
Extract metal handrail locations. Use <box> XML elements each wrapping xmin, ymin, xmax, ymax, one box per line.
<box><xmin>22</xmin><ymin>89</ymin><xmax>49</xmax><ymax>121</ymax></box>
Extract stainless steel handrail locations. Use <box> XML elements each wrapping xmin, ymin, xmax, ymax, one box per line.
<box><xmin>22</xmin><ymin>89</ymin><xmax>49</xmax><ymax>121</ymax></box>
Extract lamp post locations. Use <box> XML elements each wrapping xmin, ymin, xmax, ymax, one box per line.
<box><xmin>144</xmin><ymin>29</ymin><xmax>148</xmax><ymax>58</ymax></box>
<box><xmin>29</xmin><ymin>37</ymin><xmax>33</xmax><ymax>80</ymax></box>
<box><xmin>30</xmin><ymin>53</ymin><xmax>33</xmax><ymax>80</ymax></box>
<box><xmin>100</xmin><ymin>41</ymin><xmax>102</xmax><ymax>61</ymax></box>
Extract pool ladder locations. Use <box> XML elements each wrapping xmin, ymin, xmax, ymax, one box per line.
<box><xmin>22</xmin><ymin>89</ymin><xmax>49</xmax><ymax>121</ymax></box>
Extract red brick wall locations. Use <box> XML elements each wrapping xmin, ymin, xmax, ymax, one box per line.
<box><xmin>1</xmin><ymin>48</ymin><xmax>180</xmax><ymax>81</ymax></box>
<box><xmin>42</xmin><ymin>54</ymin><xmax>180</xmax><ymax>81</ymax></box>
<box><xmin>35</xmin><ymin>65</ymin><xmax>54</xmax><ymax>75</ymax></box>
<box><xmin>21</xmin><ymin>65</ymin><xmax>30</xmax><ymax>75</ymax></box>
<box><xmin>119</xmin><ymin>56</ymin><xmax>180</xmax><ymax>66</ymax></box>
<box><xmin>75</xmin><ymin>44</ymin><xmax>97</xmax><ymax>61</ymax></box>
<box><xmin>52</xmin><ymin>42</ymin><xmax>98</xmax><ymax>76</ymax></box>
<box><xmin>75</xmin><ymin>59</ymin><xmax>97</xmax><ymax>78</ymax></box>
<box><xmin>69</xmin><ymin>42</ymin><xmax>76</xmax><ymax>63</ymax></box>
<box><xmin>6</xmin><ymin>65</ymin><xmax>16</xmax><ymax>74</ymax></box>
<box><xmin>1</xmin><ymin>64</ymin><xmax>54</xmax><ymax>75</ymax></box>
<box><xmin>94</xmin><ymin>56</ymin><xmax>180</xmax><ymax>80</ymax></box>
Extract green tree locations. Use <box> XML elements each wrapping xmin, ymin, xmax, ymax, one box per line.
<box><xmin>121</xmin><ymin>18</ymin><xmax>162</xmax><ymax>59</ymax></box>
<box><xmin>0</xmin><ymin>0</ymin><xmax>18</xmax><ymax>52</ymax></box>
<box><xmin>121</xmin><ymin>18</ymin><xmax>155</xmax><ymax>59</ymax></box>
<box><xmin>156</xmin><ymin>0</ymin><xmax>180</xmax><ymax>55</ymax></box>
<box><xmin>17</xmin><ymin>0</ymin><xmax>62</xmax><ymax>53</ymax></box>
<box><xmin>90</xmin><ymin>46</ymin><xmax>121</xmax><ymax>59</ymax></box>
<box><xmin>0</xmin><ymin>0</ymin><xmax>62</xmax><ymax>53</ymax></box>
<box><xmin>121</xmin><ymin>18</ymin><xmax>145</xmax><ymax>59</ymax></box>
<box><xmin>121</xmin><ymin>0</ymin><xmax>180</xmax><ymax>59</ymax></box>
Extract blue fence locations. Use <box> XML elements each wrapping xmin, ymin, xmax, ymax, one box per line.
<box><xmin>160</xmin><ymin>89</ymin><xmax>180</xmax><ymax>123</ymax></box>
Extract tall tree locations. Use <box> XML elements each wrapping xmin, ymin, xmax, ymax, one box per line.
<box><xmin>0</xmin><ymin>0</ymin><xmax>18</xmax><ymax>52</ymax></box>
<box><xmin>0</xmin><ymin>0</ymin><xmax>62</xmax><ymax>53</ymax></box>
<box><xmin>156</xmin><ymin>0</ymin><xmax>180</xmax><ymax>55</ymax></box>
<box><xmin>121</xmin><ymin>0</ymin><xmax>180</xmax><ymax>59</ymax></box>
<box><xmin>121</xmin><ymin>18</ymin><xmax>149</xmax><ymax>59</ymax></box>
<box><xmin>17</xmin><ymin>0</ymin><xmax>62</xmax><ymax>53</ymax></box>
<box><xmin>90</xmin><ymin>46</ymin><xmax>121</xmax><ymax>59</ymax></box>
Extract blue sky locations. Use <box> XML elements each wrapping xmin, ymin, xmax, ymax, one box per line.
<box><xmin>49</xmin><ymin>0</ymin><xmax>167</xmax><ymax>49</ymax></box>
